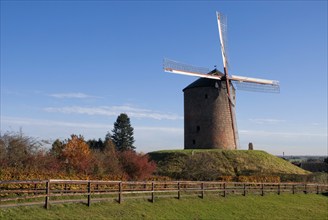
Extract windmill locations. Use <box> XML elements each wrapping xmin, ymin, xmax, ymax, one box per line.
<box><xmin>163</xmin><ymin>12</ymin><xmax>279</xmax><ymax>150</ymax></box>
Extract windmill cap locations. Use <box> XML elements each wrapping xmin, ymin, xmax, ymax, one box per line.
<box><xmin>183</xmin><ymin>69</ymin><xmax>225</xmax><ymax>92</ymax></box>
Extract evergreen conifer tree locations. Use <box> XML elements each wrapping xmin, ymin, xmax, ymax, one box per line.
<box><xmin>111</xmin><ymin>113</ymin><xmax>135</xmax><ymax>151</ymax></box>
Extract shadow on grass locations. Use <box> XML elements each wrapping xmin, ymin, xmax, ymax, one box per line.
<box><xmin>147</xmin><ymin>198</ymin><xmax>156</xmax><ymax>203</ymax></box>
<box><xmin>321</xmin><ymin>192</ymin><xmax>328</xmax><ymax>197</ymax></box>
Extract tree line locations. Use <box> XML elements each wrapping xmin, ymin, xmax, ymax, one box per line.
<box><xmin>0</xmin><ymin>113</ymin><xmax>156</xmax><ymax>180</ymax></box>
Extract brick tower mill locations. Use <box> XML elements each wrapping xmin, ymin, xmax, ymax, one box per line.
<box><xmin>183</xmin><ymin>69</ymin><xmax>238</xmax><ymax>150</ymax></box>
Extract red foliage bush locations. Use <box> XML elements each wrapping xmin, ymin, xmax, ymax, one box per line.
<box><xmin>119</xmin><ymin>150</ymin><xmax>157</xmax><ymax>180</ymax></box>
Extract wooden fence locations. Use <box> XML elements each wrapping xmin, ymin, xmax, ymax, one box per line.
<box><xmin>1</xmin><ymin>180</ymin><xmax>327</xmax><ymax>209</ymax></box>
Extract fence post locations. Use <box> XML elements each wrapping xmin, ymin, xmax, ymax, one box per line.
<box><xmin>151</xmin><ymin>182</ymin><xmax>155</xmax><ymax>203</ymax></box>
<box><xmin>87</xmin><ymin>181</ymin><xmax>91</xmax><ymax>207</ymax></box>
<box><xmin>243</xmin><ymin>183</ymin><xmax>246</xmax><ymax>196</ymax></box>
<box><xmin>304</xmin><ymin>184</ymin><xmax>307</xmax><ymax>194</ymax></box>
<box><xmin>223</xmin><ymin>183</ymin><xmax>226</xmax><ymax>197</ymax></box>
<box><xmin>119</xmin><ymin>182</ymin><xmax>123</xmax><ymax>204</ymax></box>
<box><xmin>261</xmin><ymin>183</ymin><xmax>264</xmax><ymax>196</ymax></box>
<box><xmin>34</xmin><ymin>183</ymin><xmax>37</xmax><ymax>195</ymax></box>
<box><xmin>292</xmin><ymin>184</ymin><xmax>295</xmax><ymax>194</ymax></box>
<box><xmin>277</xmin><ymin>184</ymin><xmax>280</xmax><ymax>195</ymax></box>
<box><xmin>178</xmin><ymin>182</ymin><xmax>181</xmax><ymax>199</ymax></box>
<box><xmin>45</xmin><ymin>180</ymin><xmax>50</xmax><ymax>209</ymax></box>
<box><xmin>316</xmin><ymin>185</ymin><xmax>319</xmax><ymax>194</ymax></box>
<box><xmin>201</xmin><ymin>182</ymin><xmax>204</xmax><ymax>199</ymax></box>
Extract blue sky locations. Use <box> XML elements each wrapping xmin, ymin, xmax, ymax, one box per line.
<box><xmin>1</xmin><ymin>1</ymin><xmax>327</xmax><ymax>155</ymax></box>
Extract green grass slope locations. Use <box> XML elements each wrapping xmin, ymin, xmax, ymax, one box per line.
<box><xmin>148</xmin><ymin>150</ymin><xmax>310</xmax><ymax>179</ymax></box>
<box><xmin>1</xmin><ymin>194</ymin><xmax>327</xmax><ymax>220</ymax></box>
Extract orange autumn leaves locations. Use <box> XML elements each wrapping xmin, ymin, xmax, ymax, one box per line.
<box><xmin>62</xmin><ymin>135</ymin><xmax>91</xmax><ymax>174</ymax></box>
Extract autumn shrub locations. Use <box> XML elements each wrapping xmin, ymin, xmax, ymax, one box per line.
<box><xmin>218</xmin><ymin>176</ymin><xmax>235</xmax><ymax>182</ymax></box>
<box><xmin>1</xmin><ymin>132</ymin><xmax>159</xmax><ymax>182</ymax></box>
<box><xmin>0</xmin><ymin>131</ymin><xmax>42</xmax><ymax>169</ymax></box>
<box><xmin>61</xmin><ymin>135</ymin><xmax>92</xmax><ymax>174</ymax></box>
<box><xmin>237</xmin><ymin>175</ymin><xmax>280</xmax><ymax>183</ymax></box>
<box><xmin>88</xmin><ymin>149</ymin><xmax>123</xmax><ymax>178</ymax></box>
<box><xmin>148</xmin><ymin>176</ymin><xmax>172</xmax><ymax>181</ymax></box>
<box><xmin>119</xmin><ymin>150</ymin><xmax>157</xmax><ymax>180</ymax></box>
<box><xmin>279</xmin><ymin>173</ymin><xmax>328</xmax><ymax>184</ymax></box>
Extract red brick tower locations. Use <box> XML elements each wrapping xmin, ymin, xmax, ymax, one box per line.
<box><xmin>183</xmin><ymin>72</ymin><xmax>237</xmax><ymax>150</ymax></box>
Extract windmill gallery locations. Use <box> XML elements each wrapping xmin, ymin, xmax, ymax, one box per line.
<box><xmin>163</xmin><ymin>12</ymin><xmax>280</xmax><ymax>150</ymax></box>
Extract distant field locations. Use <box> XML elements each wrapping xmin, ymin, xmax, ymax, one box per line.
<box><xmin>1</xmin><ymin>194</ymin><xmax>327</xmax><ymax>220</ymax></box>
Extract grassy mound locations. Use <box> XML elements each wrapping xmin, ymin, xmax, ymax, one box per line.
<box><xmin>148</xmin><ymin>150</ymin><xmax>310</xmax><ymax>180</ymax></box>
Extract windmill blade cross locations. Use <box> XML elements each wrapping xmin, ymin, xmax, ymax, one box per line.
<box><xmin>162</xmin><ymin>11</ymin><xmax>280</xmax><ymax>151</ymax></box>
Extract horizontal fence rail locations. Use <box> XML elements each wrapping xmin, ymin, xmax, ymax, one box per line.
<box><xmin>1</xmin><ymin>180</ymin><xmax>327</xmax><ymax>209</ymax></box>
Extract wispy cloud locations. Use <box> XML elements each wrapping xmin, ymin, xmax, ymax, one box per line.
<box><xmin>48</xmin><ymin>93</ymin><xmax>100</xmax><ymax>99</ymax></box>
<box><xmin>1</xmin><ymin>116</ymin><xmax>183</xmax><ymax>131</ymax></box>
<box><xmin>239</xmin><ymin>129</ymin><xmax>327</xmax><ymax>137</ymax></box>
<box><xmin>44</xmin><ymin>105</ymin><xmax>183</xmax><ymax>120</ymax></box>
<box><xmin>249</xmin><ymin>118</ymin><xmax>286</xmax><ymax>124</ymax></box>
<box><xmin>136</xmin><ymin>126</ymin><xmax>183</xmax><ymax>133</ymax></box>
<box><xmin>1</xmin><ymin>116</ymin><xmax>108</xmax><ymax>129</ymax></box>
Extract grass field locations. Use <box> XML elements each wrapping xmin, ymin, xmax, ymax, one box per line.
<box><xmin>1</xmin><ymin>194</ymin><xmax>327</xmax><ymax>219</ymax></box>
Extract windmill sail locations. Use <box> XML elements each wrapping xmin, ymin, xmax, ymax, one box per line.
<box><xmin>232</xmin><ymin>81</ymin><xmax>280</xmax><ymax>93</ymax></box>
<box><xmin>231</xmin><ymin>75</ymin><xmax>280</xmax><ymax>93</ymax></box>
<box><xmin>163</xmin><ymin>58</ymin><xmax>222</xmax><ymax>80</ymax></box>
<box><xmin>230</xmin><ymin>75</ymin><xmax>279</xmax><ymax>85</ymax></box>
<box><xmin>216</xmin><ymin>12</ymin><xmax>229</xmax><ymax>70</ymax></box>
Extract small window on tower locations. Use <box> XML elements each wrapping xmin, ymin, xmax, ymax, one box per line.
<box><xmin>196</xmin><ymin>126</ymin><xmax>200</xmax><ymax>132</ymax></box>
<box><xmin>205</xmin><ymin>94</ymin><xmax>208</xmax><ymax>99</ymax></box>
<box><xmin>192</xmin><ymin>139</ymin><xmax>196</xmax><ymax>145</ymax></box>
